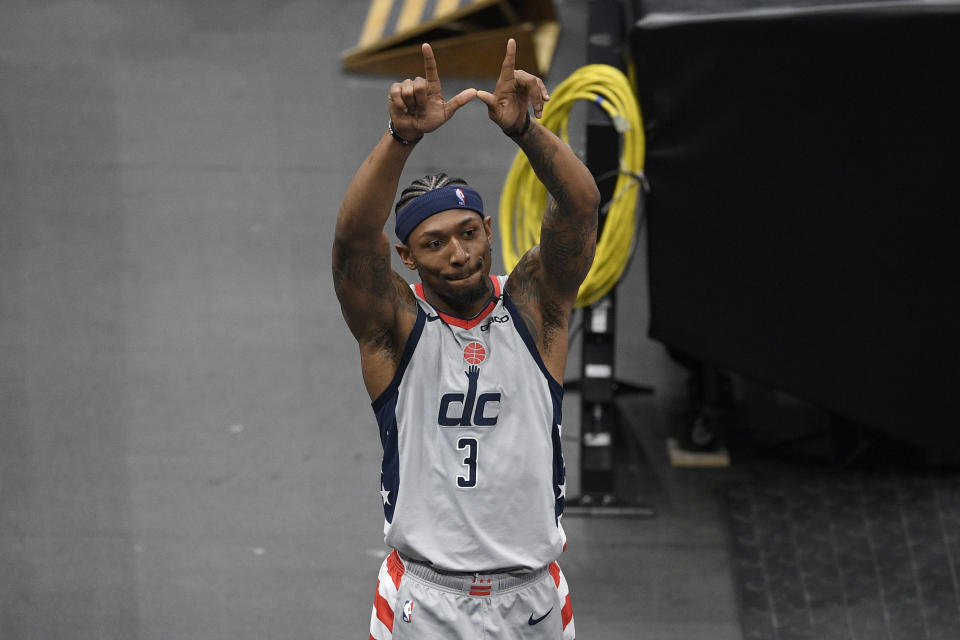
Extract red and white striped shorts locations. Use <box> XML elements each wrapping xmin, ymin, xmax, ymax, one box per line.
<box><xmin>370</xmin><ymin>550</ymin><xmax>575</xmax><ymax>639</ymax></box>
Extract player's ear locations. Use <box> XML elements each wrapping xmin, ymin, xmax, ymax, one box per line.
<box><xmin>483</xmin><ymin>216</ymin><xmax>493</xmax><ymax>243</ymax></box>
<box><xmin>395</xmin><ymin>243</ymin><xmax>417</xmax><ymax>271</ymax></box>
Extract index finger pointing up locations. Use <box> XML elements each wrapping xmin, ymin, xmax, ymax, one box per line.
<box><xmin>421</xmin><ymin>43</ymin><xmax>440</xmax><ymax>83</ymax></box>
<box><xmin>498</xmin><ymin>38</ymin><xmax>516</xmax><ymax>83</ymax></box>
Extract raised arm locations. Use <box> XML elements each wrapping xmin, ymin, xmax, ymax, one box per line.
<box><xmin>477</xmin><ymin>40</ymin><xmax>601</xmax><ymax>376</ymax></box>
<box><xmin>333</xmin><ymin>43</ymin><xmax>476</xmax><ymax>398</ymax></box>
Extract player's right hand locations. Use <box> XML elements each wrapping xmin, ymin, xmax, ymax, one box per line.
<box><xmin>388</xmin><ymin>43</ymin><xmax>477</xmax><ymax>141</ymax></box>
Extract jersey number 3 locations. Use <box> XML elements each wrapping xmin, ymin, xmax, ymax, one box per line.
<box><xmin>456</xmin><ymin>437</ymin><xmax>478</xmax><ymax>488</ymax></box>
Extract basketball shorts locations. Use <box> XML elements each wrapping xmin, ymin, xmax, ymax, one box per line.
<box><xmin>369</xmin><ymin>550</ymin><xmax>576</xmax><ymax>640</ymax></box>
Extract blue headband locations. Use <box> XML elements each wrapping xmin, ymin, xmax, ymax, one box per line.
<box><xmin>395</xmin><ymin>185</ymin><xmax>484</xmax><ymax>243</ymax></box>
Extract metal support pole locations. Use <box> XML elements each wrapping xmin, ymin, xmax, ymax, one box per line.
<box><xmin>565</xmin><ymin>0</ymin><xmax>654</xmax><ymax>517</ymax></box>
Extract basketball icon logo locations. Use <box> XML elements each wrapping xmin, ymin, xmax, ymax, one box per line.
<box><xmin>463</xmin><ymin>342</ymin><xmax>486</xmax><ymax>365</ymax></box>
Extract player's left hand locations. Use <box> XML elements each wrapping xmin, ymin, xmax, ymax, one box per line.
<box><xmin>477</xmin><ymin>38</ymin><xmax>550</xmax><ymax>136</ymax></box>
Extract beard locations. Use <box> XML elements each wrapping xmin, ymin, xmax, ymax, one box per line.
<box><xmin>447</xmin><ymin>273</ymin><xmax>491</xmax><ymax>308</ymax></box>
<box><xmin>441</xmin><ymin>257</ymin><xmax>492</xmax><ymax>312</ymax></box>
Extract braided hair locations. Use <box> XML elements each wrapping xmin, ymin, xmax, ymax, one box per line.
<box><xmin>395</xmin><ymin>173</ymin><xmax>469</xmax><ymax>215</ymax></box>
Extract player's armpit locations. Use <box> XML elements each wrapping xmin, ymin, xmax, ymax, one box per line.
<box><xmin>505</xmin><ymin>247</ymin><xmax>569</xmax><ymax>373</ymax></box>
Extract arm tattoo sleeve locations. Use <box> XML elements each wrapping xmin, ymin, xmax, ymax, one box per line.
<box><xmin>517</xmin><ymin>127</ymin><xmax>598</xmax><ymax>287</ymax></box>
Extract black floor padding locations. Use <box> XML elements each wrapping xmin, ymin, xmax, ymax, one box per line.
<box><xmin>727</xmin><ymin>473</ymin><xmax>960</xmax><ymax>640</ymax></box>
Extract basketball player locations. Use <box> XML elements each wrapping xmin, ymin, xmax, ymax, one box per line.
<box><xmin>333</xmin><ymin>39</ymin><xmax>600</xmax><ymax>639</ymax></box>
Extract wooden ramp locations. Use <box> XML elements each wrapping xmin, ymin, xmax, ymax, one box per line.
<box><xmin>342</xmin><ymin>0</ymin><xmax>560</xmax><ymax>78</ymax></box>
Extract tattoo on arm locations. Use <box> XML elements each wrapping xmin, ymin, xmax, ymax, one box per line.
<box><xmin>539</xmin><ymin>212</ymin><xmax>596</xmax><ymax>284</ymax></box>
<box><xmin>332</xmin><ymin>241</ymin><xmax>390</xmax><ymax>297</ymax></box>
<box><xmin>518</xmin><ymin>127</ymin><xmax>599</xmax><ymax>287</ymax></box>
<box><xmin>519</xmin><ymin>126</ymin><xmax>570</xmax><ymax>211</ymax></box>
<box><xmin>333</xmin><ymin>239</ymin><xmax>416</xmax><ymax>337</ymax></box>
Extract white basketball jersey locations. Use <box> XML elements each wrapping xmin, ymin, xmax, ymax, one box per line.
<box><xmin>372</xmin><ymin>275</ymin><xmax>567</xmax><ymax>573</ymax></box>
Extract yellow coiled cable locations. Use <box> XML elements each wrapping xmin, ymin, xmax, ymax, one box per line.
<box><xmin>499</xmin><ymin>64</ymin><xmax>645</xmax><ymax>308</ymax></box>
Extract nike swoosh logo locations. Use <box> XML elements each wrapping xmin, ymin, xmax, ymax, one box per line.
<box><xmin>528</xmin><ymin>608</ymin><xmax>553</xmax><ymax>626</ymax></box>
<box><xmin>426</xmin><ymin>314</ymin><xmax>441</xmax><ymax>322</ymax></box>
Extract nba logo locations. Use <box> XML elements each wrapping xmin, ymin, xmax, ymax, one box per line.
<box><xmin>402</xmin><ymin>600</ymin><xmax>414</xmax><ymax>623</ymax></box>
<box><xmin>455</xmin><ymin>188</ymin><xmax>466</xmax><ymax>206</ymax></box>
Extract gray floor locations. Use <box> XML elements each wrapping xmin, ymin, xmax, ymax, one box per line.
<box><xmin>0</xmin><ymin>2</ymin><xmax>739</xmax><ymax>638</ymax></box>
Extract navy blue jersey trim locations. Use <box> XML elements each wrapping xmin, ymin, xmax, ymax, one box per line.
<box><xmin>375</xmin><ymin>394</ymin><xmax>400</xmax><ymax>524</ymax></box>
<box><xmin>552</xmin><ymin>418</ymin><xmax>566</xmax><ymax>524</ymax></box>
<box><xmin>502</xmin><ymin>291</ymin><xmax>564</xmax><ymax>398</ymax></box>
<box><xmin>502</xmin><ymin>289</ymin><xmax>566</xmax><ymax>524</ymax></box>
<box><xmin>371</xmin><ymin>305</ymin><xmax>426</xmax><ymax>411</ymax></box>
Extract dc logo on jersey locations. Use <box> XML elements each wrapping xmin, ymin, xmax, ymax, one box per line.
<box><xmin>438</xmin><ymin>364</ymin><xmax>501</xmax><ymax>427</ymax></box>
<box><xmin>455</xmin><ymin>188</ymin><xmax>466</xmax><ymax>206</ymax></box>
<box><xmin>402</xmin><ymin>600</ymin><xmax>414</xmax><ymax>623</ymax></box>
